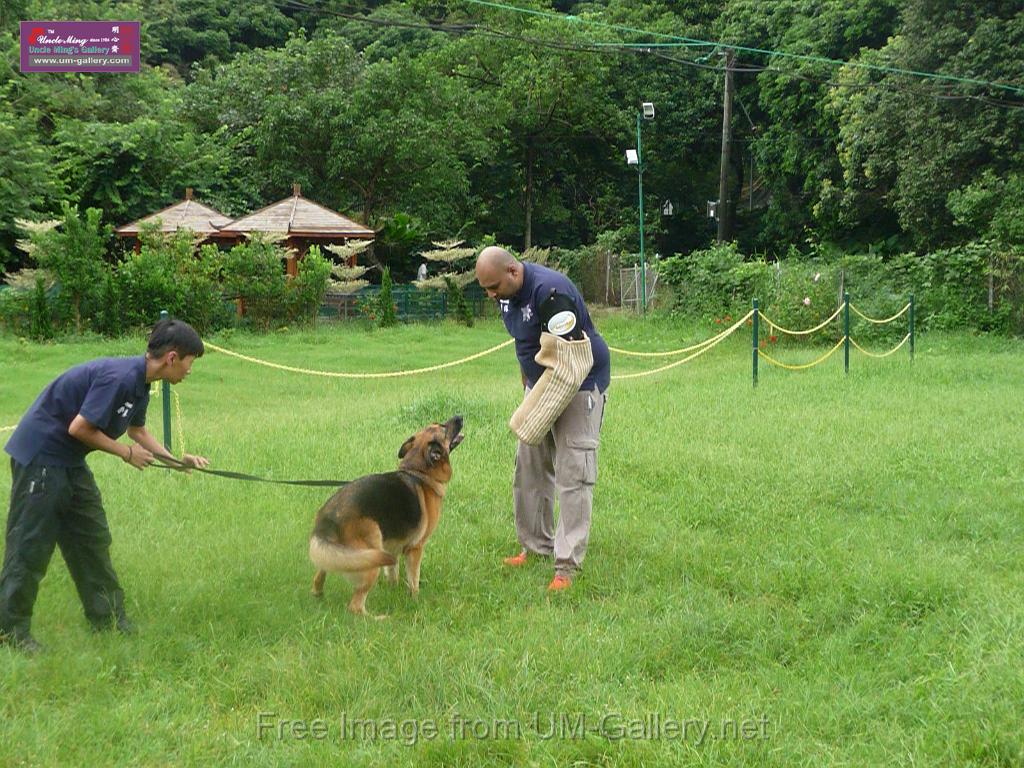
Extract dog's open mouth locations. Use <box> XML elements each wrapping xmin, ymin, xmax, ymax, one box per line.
<box><xmin>448</xmin><ymin>415</ymin><xmax>464</xmax><ymax>451</ymax></box>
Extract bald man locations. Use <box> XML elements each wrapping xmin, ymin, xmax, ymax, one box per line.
<box><xmin>475</xmin><ymin>247</ymin><xmax>609</xmax><ymax>591</ymax></box>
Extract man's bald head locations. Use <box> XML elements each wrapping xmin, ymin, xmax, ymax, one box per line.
<box><xmin>475</xmin><ymin>246</ymin><xmax>524</xmax><ymax>300</ymax></box>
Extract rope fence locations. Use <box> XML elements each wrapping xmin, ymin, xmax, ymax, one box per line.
<box><xmin>203</xmin><ymin>338</ymin><xmax>514</xmax><ymax>379</ymax></box>
<box><xmin>749</xmin><ymin>291</ymin><xmax>914</xmax><ymax>385</ymax></box>
<box><xmin>1</xmin><ymin>294</ymin><xmax>915</xmax><ymax>443</ymax></box>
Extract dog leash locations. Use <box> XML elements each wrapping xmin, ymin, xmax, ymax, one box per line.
<box><xmin>153</xmin><ymin>456</ymin><xmax>350</xmax><ymax>488</ymax></box>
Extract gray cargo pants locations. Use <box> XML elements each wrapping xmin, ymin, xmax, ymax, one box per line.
<box><xmin>512</xmin><ymin>385</ymin><xmax>607</xmax><ymax>577</ymax></box>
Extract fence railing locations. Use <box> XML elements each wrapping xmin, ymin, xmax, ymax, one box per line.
<box><xmin>319</xmin><ymin>284</ymin><xmax>494</xmax><ymax>322</ymax></box>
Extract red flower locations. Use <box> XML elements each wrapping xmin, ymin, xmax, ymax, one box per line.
<box><xmin>769</xmin><ymin>335</ymin><xmax>778</xmax><ymax>344</ymax></box>
<box><xmin>714</xmin><ymin>317</ymin><xmax>722</xmax><ymax>324</ymax></box>
<box><xmin>725</xmin><ymin>314</ymin><xmax>732</xmax><ymax>321</ymax></box>
<box><xmin>759</xmin><ymin>339</ymin><xmax>767</xmax><ymax>348</ymax></box>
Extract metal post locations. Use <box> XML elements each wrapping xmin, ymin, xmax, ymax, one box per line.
<box><xmin>909</xmin><ymin>293</ymin><xmax>915</xmax><ymax>361</ymax></box>
<box><xmin>637</xmin><ymin>112</ymin><xmax>647</xmax><ymax>314</ymax></box>
<box><xmin>160</xmin><ymin>309</ymin><xmax>172</xmax><ymax>453</ymax></box>
<box><xmin>752</xmin><ymin>298</ymin><xmax>759</xmax><ymax>388</ymax></box>
<box><xmin>843</xmin><ymin>291</ymin><xmax>850</xmax><ymax>375</ymax></box>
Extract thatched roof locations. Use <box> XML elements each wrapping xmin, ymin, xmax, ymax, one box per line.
<box><xmin>217</xmin><ymin>185</ymin><xmax>375</xmax><ymax>239</ymax></box>
<box><xmin>114</xmin><ymin>189</ymin><xmax>231</xmax><ymax>236</ymax></box>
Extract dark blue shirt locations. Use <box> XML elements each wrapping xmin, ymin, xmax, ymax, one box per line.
<box><xmin>5</xmin><ymin>356</ymin><xmax>150</xmax><ymax>467</ymax></box>
<box><xmin>498</xmin><ymin>263</ymin><xmax>610</xmax><ymax>392</ymax></box>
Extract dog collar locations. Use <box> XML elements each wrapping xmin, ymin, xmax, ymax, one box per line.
<box><xmin>400</xmin><ymin>469</ymin><xmax>447</xmax><ymax>499</ymax></box>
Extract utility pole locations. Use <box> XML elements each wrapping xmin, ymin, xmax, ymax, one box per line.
<box><xmin>717</xmin><ymin>49</ymin><xmax>735</xmax><ymax>243</ymax></box>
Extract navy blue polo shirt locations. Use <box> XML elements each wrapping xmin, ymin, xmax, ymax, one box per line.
<box><xmin>498</xmin><ymin>263</ymin><xmax>610</xmax><ymax>392</ymax></box>
<box><xmin>5</xmin><ymin>356</ymin><xmax>150</xmax><ymax>467</ymax></box>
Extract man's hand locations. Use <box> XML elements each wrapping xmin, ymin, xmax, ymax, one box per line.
<box><xmin>124</xmin><ymin>443</ymin><xmax>155</xmax><ymax>470</ymax></box>
<box><xmin>177</xmin><ymin>454</ymin><xmax>210</xmax><ymax>472</ymax></box>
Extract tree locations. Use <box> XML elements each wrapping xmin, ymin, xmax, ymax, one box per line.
<box><xmin>19</xmin><ymin>203</ymin><xmax>111</xmax><ymax>334</ymax></box>
<box><xmin>827</xmin><ymin>1</ymin><xmax>1024</xmax><ymax>249</ymax></box>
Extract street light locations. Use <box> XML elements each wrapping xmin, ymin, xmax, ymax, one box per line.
<box><xmin>627</xmin><ymin>102</ymin><xmax>654</xmax><ymax>313</ymax></box>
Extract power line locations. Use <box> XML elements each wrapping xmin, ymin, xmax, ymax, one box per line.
<box><xmin>273</xmin><ymin>0</ymin><xmax>1024</xmax><ymax>110</ymax></box>
<box><xmin>461</xmin><ymin>0</ymin><xmax>1024</xmax><ymax>98</ymax></box>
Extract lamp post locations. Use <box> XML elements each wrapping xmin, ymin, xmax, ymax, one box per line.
<box><xmin>627</xmin><ymin>102</ymin><xmax>655</xmax><ymax>313</ymax></box>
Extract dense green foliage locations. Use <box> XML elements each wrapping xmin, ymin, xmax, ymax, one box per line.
<box><xmin>2</xmin><ymin>1</ymin><xmax>1021</xmax><ymax>332</ymax></box>
<box><xmin>4</xmin><ymin>2</ymin><xmax>1022</xmax><ymax>260</ymax></box>
<box><xmin>660</xmin><ymin>241</ymin><xmax>1024</xmax><ymax>335</ymax></box>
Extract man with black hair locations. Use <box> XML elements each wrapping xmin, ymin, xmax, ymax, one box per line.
<box><xmin>475</xmin><ymin>247</ymin><xmax>609</xmax><ymax>592</ymax></box>
<box><xmin>0</xmin><ymin>318</ymin><xmax>210</xmax><ymax>653</ymax></box>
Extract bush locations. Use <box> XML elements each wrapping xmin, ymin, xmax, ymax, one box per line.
<box><xmin>102</xmin><ymin>229</ymin><xmax>231</xmax><ymax>335</ymax></box>
<box><xmin>375</xmin><ymin>267</ymin><xmax>399</xmax><ymax>328</ymax></box>
<box><xmin>22</xmin><ymin>203</ymin><xmax>109</xmax><ymax>334</ymax></box>
<box><xmin>659</xmin><ymin>240</ymin><xmax>1024</xmax><ymax>337</ymax></box>
<box><xmin>221</xmin><ymin>237</ymin><xmax>289</xmax><ymax>331</ymax></box>
<box><xmin>0</xmin><ymin>270</ymin><xmax>58</xmax><ymax>340</ymax></box>
<box><xmin>286</xmin><ymin>245</ymin><xmax>332</xmax><ymax>325</ymax></box>
<box><xmin>30</xmin><ymin>276</ymin><xmax>54</xmax><ymax>340</ymax></box>
<box><xmin>443</xmin><ymin>276</ymin><xmax>474</xmax><ymax>327</ymax></box>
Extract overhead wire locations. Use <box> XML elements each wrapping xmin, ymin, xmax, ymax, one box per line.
<box><xmin>276</xmin><ymin>0</ymin><xmax>1024</xmax><ymax>110</ymax></box>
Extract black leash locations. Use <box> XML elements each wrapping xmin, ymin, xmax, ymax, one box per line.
<box><xmin>153</xmin><ymin>456</ymin><xmax>350</xmax><ymax>488</ymax></box>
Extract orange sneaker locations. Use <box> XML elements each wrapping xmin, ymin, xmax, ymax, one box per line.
<box><xmin>503</xmin><ymin>550</ymin><xmax>529</xmax><ymax>567</ymax></box>
<box><xmin>547</xmin><ymin>574</ymin><xmax>572</xmax><ymax>592</ymax></box>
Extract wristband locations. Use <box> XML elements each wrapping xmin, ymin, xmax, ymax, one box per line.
<box><xmin>124</xmin><ymin>445</ymin><xmax>133</xmax><ymax>464</ymax></box>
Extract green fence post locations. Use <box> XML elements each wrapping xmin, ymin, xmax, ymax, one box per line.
<box><xmin>160</xmin><ymin>309</ymin><xmax>172</xmax><ymax>453</ymax></box>
<box><xmin>843</xmin><ymin>291</ymin><xmax>850</xmax><ymax>375</ymax></box>
<box><xmin>909</xmin><ymin>293</ymin><xmax>915</xmax><ymax>362</ymax></box>
<box><xmin>752</xmin><ymin>298</ymin><xmax>759</xmax><ymax>388</ymax></box>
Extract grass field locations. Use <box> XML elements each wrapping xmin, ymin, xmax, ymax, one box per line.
<box><xmin>0</xmin><ymin>314</ymin><xmax>1022</xmax><ymax>767</ymax></box>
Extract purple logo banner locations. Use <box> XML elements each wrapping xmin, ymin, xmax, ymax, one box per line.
<box><xmin>20</xmin><ymin>21</ymin><xmax>140</xmax><ymax>73</ymax></box>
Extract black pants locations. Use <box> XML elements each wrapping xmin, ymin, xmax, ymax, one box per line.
<box><xmin>0</xmin><ymin>458</ymin><xmax>125</xmax><ymax>634</ymax></box>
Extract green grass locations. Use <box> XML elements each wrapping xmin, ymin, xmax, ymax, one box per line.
<box><xmin>0</xmin><ymin>314</ymin><xmax>1022</xmax><ymax>766</ymax></box>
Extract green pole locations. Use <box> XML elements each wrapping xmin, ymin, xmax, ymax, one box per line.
<box><xmin>752</xmin><ymin>298</ymin><xmax>759</xmax><ymax>388</ymax></box>
<box><xmin>160</xmin><ymin>309</ymin><xmax>172</xmax><ymax>453</ymax></box>
<box><xmin>909</xmin><ymin>293</ymin><xmax>915</xmax><ymax>361</ymax></box>
<box><xmin>843</xmin><ymin>291</ymin><xmax>850</xmax><ymax>375</ymax></box>
<box><xmin>637</xmin><ymin>112</ymin><xmax>647</xmax><ymax>314</ymax></box>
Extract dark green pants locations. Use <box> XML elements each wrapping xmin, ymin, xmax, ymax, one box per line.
<box><xmin>0</xmin><ymin>458</ymin><xmax>125</xmax><ymax>634</ymax></box>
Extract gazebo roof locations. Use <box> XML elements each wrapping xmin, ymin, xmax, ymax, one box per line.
<box><xmin>114</xmin><ymin>189</ymin><xmax>231</xmax><ymax>236</ymax></box>
<box><xmin>217</xmin><ymin>185</ymin><xmax>375</xmax><ymax>239</ymax></box>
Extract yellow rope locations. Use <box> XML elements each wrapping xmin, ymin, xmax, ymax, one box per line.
<box><xmin>607</xmin><ymin>320</ymin><xmax>743</xmax><ymax>357</ymax></box>
<box><xmin>850</xmin><ymin>333</ymin><xmax>911</xmax><ymax>358</ymax></box>
<box><xmin>849</xmin><ymin>302</ymin><xmax>911</xmax><ymax>324</ymax></box>
<box><xmin>0</xmin><ymin>425</ymin><xmax>16</xmax><ymax>433</ymax></box>
<box><xmin>757</xmin><ymin>337</ymin><xmax>846</xmax><ymax>371</ymax></box>
<box><xmin>173</xmin><ymin>389</ymin><xmax>185</xmax><ymax>453</ymax></box>
<box><xmin>757</xmin><ymin>304</ymin><xmax>845</xmax><ymax>337</ymax></box>
<box><xmin>204</xmin><ymin>338</ymin><xmax>514</xmax><ymax>379</ymax></box>
<box><xmin>611</xmin><ymin>310</ymin><xmax>754</xmax><ymax>380</ymax></box>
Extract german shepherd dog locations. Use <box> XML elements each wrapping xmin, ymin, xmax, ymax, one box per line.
<box><xmin>309</xmin><ymin>416</ymin><xmax>463</xmax><ymax>617</ymax></box>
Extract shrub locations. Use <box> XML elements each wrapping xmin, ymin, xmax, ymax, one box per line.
<box><xmin>21</xmin><ymin>203</ymin><xmax>109</xmax><ymax>334</ymax></box>
<box><xmin>375</xmin><ymin>267</ymin><xmax>399</xmax><ymax>328</ymax></box>
<box><xmin>286</xmin><ymin>245</ymin><xmax>332</xmax><ymax>325</ymax></box>
<box><xmin>444</xmin><ymin>275</ymin><xmax>474</xmax><ymax>327</ymax></box>
<box><xmin>659</xmin><ymin>240</ymin><xmax>1024</xmax><ymax>337</ymax></box>
<box><xmin>104</xmin><ymin>229</ymin><xmax>231</xmax><ymax>335</ymax></box>
<box><xmin>221</xmin><ymin>237</ymin><xmax>289</xmax><ymax>331</ymax></box>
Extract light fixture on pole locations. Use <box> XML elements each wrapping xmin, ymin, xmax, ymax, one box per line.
<box><xmin>627</xmin><ymin>101</ymin><xmax>655</xmax><ymax>313</ymax></box>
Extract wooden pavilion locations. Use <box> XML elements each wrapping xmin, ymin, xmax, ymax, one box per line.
<box><xmin>216</xmin><ymin>184</ymin><xmax>376</xmax><ymax>274</ymax></box>
<box><xmin>114</xmin><ymin>188</ymin><xmax>231</xmax><ymax>249</ymax></box>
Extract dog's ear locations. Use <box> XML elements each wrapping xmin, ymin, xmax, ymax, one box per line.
<box><xmin>398</xmin><ymin>435</ymin><xmax>416</xmax><ymax>459</ymax></box>
<box><xmin>428</xmin><ymin>444</ymin><xmax>444</xmax><ymax>466</ymax></box>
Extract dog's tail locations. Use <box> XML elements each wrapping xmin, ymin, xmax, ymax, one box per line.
<box><xmin>309</xmin><ymin>536</ymin><xmax>396</xmax><ymax>572</ymax></box>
